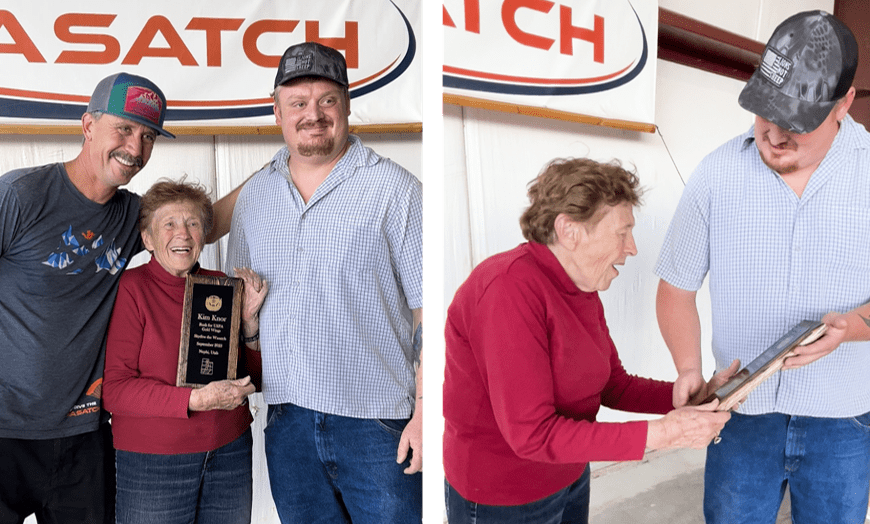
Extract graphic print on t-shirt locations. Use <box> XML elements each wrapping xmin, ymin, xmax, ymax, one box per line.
<box><xmin>67</xmin><ymin>378</ymin><xmax>103</xmax><ymax>418</ymax></box>
<box><xmin>42</xmin><ymin>224</ymin><xmax>127</xmax><ymax>275</ymax></box>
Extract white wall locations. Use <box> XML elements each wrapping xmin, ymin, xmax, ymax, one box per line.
<box><xmin>439</xmin><ymin>0</ymin><xmax>833</xmax><ymax>518</ymax></box>
<box><xmin>3</xmin><ymin>131</ymin><xmax>421</xmax><ymax>524</ymax></box>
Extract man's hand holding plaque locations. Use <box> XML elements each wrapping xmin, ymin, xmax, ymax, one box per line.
<box><xmin>782</xmin><ymin>313</ymin><xmax>848</xmax><ymax>369</ymax></box>
<box><xmin>236</xmin><ymin>267</ymin><xmax>268</xmax><ymax>349</ymax></box>
<box><xmin>701</xmin><ymin>321</ymin><xmax>827</xmax><ymax>412</ymax></box>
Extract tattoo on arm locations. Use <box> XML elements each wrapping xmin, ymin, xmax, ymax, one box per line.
<box><xmin>412</xmin><ymin>323</ymin><xmax>422</xmax><ymax>357</ymax></box>
<box><xmin>860</xmin><ymin>314</ymin><xmax>870</xmax><ymax>329</ymax></box>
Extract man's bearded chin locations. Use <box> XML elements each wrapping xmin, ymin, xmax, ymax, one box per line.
<box><xmin>298</xmin><ymin>137</ymin><xmax>335</xmax><ymax>157</ymax></box>
<box><xmin>758</xmin><ymin>148</ymin><xmax>799</xmax><ymax>175</ymax></box>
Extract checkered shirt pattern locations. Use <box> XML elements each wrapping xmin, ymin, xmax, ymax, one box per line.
<box><xmin>656</xmin><ymin>115</ymin><xmax>870</xmax><ymax>417</ymax></box>
<box><xmin>226</xmin><ymin>135</ymin><xmax>422</xmax><ymax>419</ymax></box>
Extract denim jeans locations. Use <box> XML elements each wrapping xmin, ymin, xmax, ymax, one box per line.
<box><xmin>705</xmin><ymin>411</ymin><xmax>870</xmax><ymax>524</ymax></box>
<box><xmin>444</xmin><ymin>465</ymin><xmax>590</xmax><ymax>524</ymax></box>
<box><xmin>115</xmin><ymin>428</ymin><xmax>252</xmax><ymax>524</ymax></box>
<box><xmin>263</xmin><ymin>403</ymin><xmax>422</xmax><ymax>524</ymax></box>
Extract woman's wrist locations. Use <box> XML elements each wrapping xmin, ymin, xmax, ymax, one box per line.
<box><xmin>188</xmin><ymin>388</ymin><xmax>203</xmax><ymax>412</ymax></box>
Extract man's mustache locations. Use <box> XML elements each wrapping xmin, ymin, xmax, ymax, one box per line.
<box><xmin>297</xmin><ymin>118</ymin><xmax>333</xmax><ymax>131</ymax></box>
<box><xmin>111</xmin><ymin>151</ymin><xmax>144</xmax><ymax>168</ymax></box>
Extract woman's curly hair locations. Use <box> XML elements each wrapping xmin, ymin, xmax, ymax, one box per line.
<box><xmin>519</xmin><ymin>158</ymin><xmax>643</xmax><ymax>244</ymax></box>
<box><xmin>139</xmin><ymin>176</ymin><xmax>214</xmax><ymax>236</ymax></box>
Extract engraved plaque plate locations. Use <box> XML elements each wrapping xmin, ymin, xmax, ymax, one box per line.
<box><xmin>176</xmin><ymin>274</ymin><xmax>243</xmax><ymax>388</ymax></box>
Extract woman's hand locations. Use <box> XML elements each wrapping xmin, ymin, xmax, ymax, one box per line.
<box><xmin>235</xmin><ymin>267</ymin><xmax>268</xmax><ymax>337</ymax></box>
<box><xmin>688</xmin><ymin>359</ymin><xmax>741</xmax><ymax>406</ymax></box>
<box><xmin>188</xmin><ymin>376</ymin><xmax>255</xmax><ymax>411</ymax></box>
<box><xmin>672</xmin><ymin>368</ymin><xmax>705</xmax><ymax>408</ymax></box>
<box><xmin>646</xmin><ymin>401</ymin><xmax>731</xmax><ymax>451</ymax></box>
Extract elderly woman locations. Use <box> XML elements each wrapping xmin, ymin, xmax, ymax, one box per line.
<box><xmin>443</xmin><ymin>158</ymin><xmax>736</xmax><ymax>523</ymax></box>
<box><xmin>103</xmin><ymin>179</ymin><xmax>267</xmax><ymax>524</ymax></box>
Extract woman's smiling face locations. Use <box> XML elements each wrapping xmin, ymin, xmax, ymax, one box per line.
<box><xmin>141</xmin><ymin>200</ymin><xmax>205</xmax><ymax>277</ymax></box>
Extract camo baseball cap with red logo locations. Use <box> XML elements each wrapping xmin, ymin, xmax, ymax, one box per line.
<box><xmin>87</xmin><ymin>72</ymin><xmax>175</xmax><ymax>138</ymax></box>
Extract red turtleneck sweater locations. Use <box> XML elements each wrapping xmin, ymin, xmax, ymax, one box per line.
<box><xmin>104</xmin><ymin>257</ymin><xmax>261</xmax><ymax>454</ymax></box>
<box><xmin>444</xmin><ymin>242</ymin><xmax>673</xmax><ymax>505</ymax></box>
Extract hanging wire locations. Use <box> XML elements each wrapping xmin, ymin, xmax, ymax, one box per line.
<box><xmin>656</xmin><ymin>125</ymin><xmax>687</xmax><ymax>187</ymax></box>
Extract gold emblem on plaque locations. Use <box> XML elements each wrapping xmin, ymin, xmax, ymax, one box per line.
<box><xmin>205</xmin><ymin>295</ymin><xmax>222</xmax><ymax>312</ymax></box>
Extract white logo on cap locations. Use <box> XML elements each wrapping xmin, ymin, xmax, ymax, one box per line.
<box><xmin>760</xmin><ymin>48</ymin><xmax>792</xmax><ymax>88</ymax></box>
<box><xmin>285</xmin><ymin>55</ymin><xmax>313</xmax><ymax>74</ymax></box>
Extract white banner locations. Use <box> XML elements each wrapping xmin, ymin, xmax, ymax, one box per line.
<box><xmin>0</xmin><ymin>0</ymin><xmax>421</xmax><ymax>128</ymax></box>
<box><xmin>444</xmin><ymin>0</ymin><xmax>657</xmax><ymax>126</ymax></box>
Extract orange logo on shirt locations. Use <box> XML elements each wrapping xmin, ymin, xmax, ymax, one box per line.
<box><xmin>86</xmin><ymin>378</ymin><xmax>102</xmax><ymax>399</ymax></box>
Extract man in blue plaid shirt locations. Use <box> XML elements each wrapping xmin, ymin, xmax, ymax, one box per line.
<box><xmin>225</xmin><ymin>42</ymin><xmax>422</xmax><ymax>523</ymax></box>
<box><xmin>656</xmin><ymin>11</ymin><xmax>870</xmax><ymax>524</ymax></box>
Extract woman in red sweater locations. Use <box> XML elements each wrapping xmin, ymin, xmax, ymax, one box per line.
<box><xmin>103</xmin><ymin>179</ymin><xmax>267</xmax><ymax>524</ymax></box>
<box><xmin>443</xmin><ymin>158</ymin><xmax>736</xmax><ymax>523</ymax></box>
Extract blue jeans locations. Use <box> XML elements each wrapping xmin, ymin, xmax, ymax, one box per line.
<box><xmin>444</xmin><ymin>465</ymin><xmax>590</xmax><ymax>524</ymax></box>
<box><xmin>263</xmin><ymin>403</ymin><xmax>422</xmax><ymax>524</ymax></box>
<box><xmin>705</xmin><ymin>412</ymin><xmax>870</xmax><ymax>524</ymax></box>
<box><xmin>115</xmin><ymin>428</ymin><xmax>252</xmax><ymax>524</ymax></box>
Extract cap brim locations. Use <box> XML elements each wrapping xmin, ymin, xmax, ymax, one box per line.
<box><xmin>274</xmin><ymin>72</ymin><xmax>348</xmax><ymax>88</ymax></box>
<box><xmin>122</xmin><ymin>113</ymin><xmax>175</xmax><ymax>139</ymax></box>
<box><xmin>738</xmin><ymin>72</ymin><xmax>836</xmax><ymax>134</ymax></box>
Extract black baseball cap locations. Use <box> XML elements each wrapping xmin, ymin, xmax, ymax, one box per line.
<box><xmin>738</xmin><ymin>10</ymin><xmax>858</xmax><ymax>134</ymax></box>
<box><xmin>87</xmin><ymin>72</ymin><xmax>175</xmax><ymax>138</ymax></box>
<box><xmin>274</xmin><ymin>42</ymin><xmax>349</xmax><ymax>88</ymax></box>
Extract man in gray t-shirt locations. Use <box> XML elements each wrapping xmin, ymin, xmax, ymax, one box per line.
<box><xmin>0</xmin><ymin>72</ymin><xmax>245</xmax><ymax>524</ymax></box>
<box><xmin>0</xmin><ymin>74</ymin><xmax>173</xmax><ymax>524</ymax></box>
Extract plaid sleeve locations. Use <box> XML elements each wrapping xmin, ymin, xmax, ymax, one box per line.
<box><xmin>654</xmin><ymin>163</ymin><xmax>713</xmax><ymax>292</ymax></box>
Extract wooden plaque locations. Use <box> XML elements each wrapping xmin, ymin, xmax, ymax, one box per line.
<box><xmin>704</xmin><ymin>320</ymin><xmax>827</xmax><ymax>411</ymax></box>
<box><xmin>176</xmin><ymin>274</ymin><xmax>243</xmax><ymax>388</ymax></box>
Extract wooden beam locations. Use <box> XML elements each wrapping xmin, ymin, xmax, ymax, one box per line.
<box><xmin>658</xmin><ymin>8</ymin><xmax>764</xmax><ymax>82</ymax></box>
<box><xmin>0</xmin><ymin>122</ymin><xmax>422</xmax><ymax>136</ymax></box>
<box><xmin>443</xmin><ymin>94</ymin><xmax>656</xmax><ymax>134</ymax></box>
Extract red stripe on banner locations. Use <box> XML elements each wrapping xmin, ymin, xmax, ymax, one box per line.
<box><xmin>0</xmin><ymin>86</ymin><xmax>275</xmax><ymax>108</ymax></box>
<box><xmin>0</xmin><ymin>87</ymin><xmax>89</xmax><ymax>103</ymax></box>
<box><xmin>442</xmin><ymin>62</ymin><xmax>634</xmax><ymax>86</ymax></box>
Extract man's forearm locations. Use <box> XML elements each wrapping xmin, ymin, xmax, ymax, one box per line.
<box><xmin>656</xmin><ymin>279</ymin><xmax>703</xmax><ymax>372</ymax></box>
<box><xmin>206</xmin><ymin>171</ymin><xmax>258</xmax><ymax>244</ymax></box>
<box><xmin>411</xmin><ymin>307</ymin><xmax>422</xmax><ymax>399</ymax></box>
